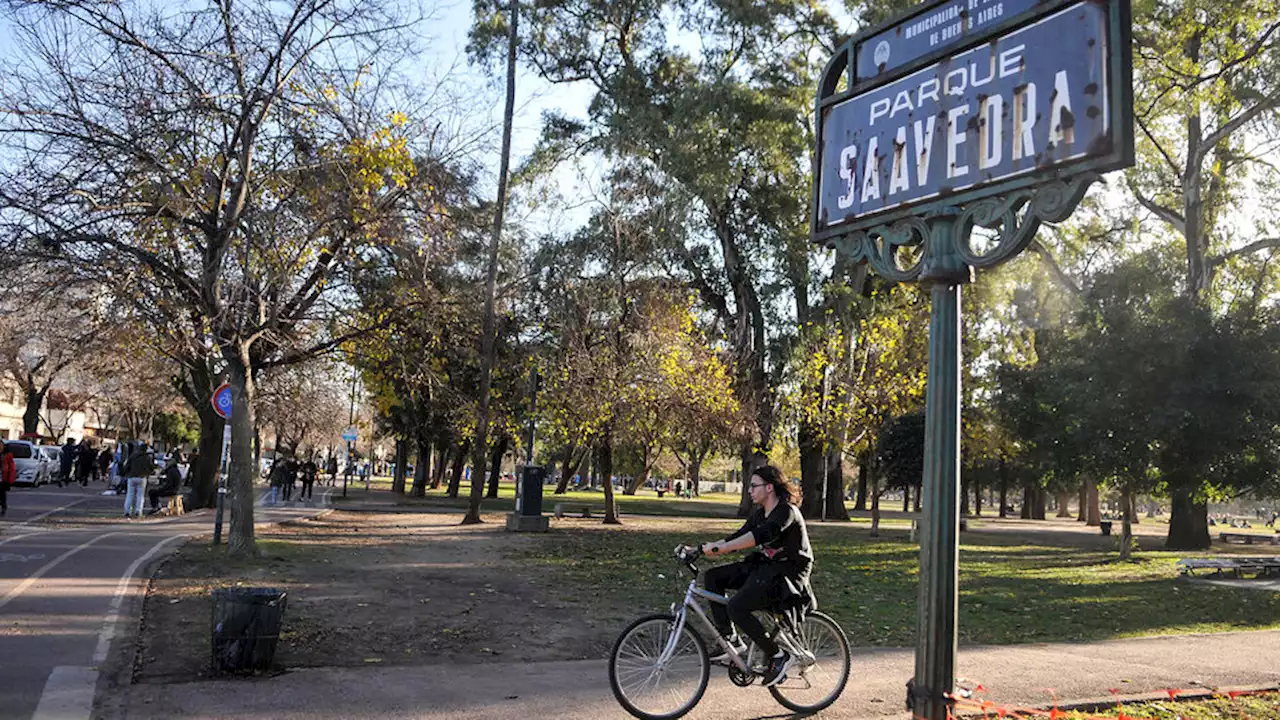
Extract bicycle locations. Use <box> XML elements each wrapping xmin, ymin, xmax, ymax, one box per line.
<box><xmin>608</xmin><ymin>545</ymin><xmax>851</xmax><ymax>719</ymax></box>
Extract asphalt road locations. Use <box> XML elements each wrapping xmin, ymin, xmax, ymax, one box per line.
<box><xmin>0</xmin><ymin>484</ymin><xmax>327</xmax><ymax>720</ymax></box>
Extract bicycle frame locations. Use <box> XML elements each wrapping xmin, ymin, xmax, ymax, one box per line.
<box><xmin>664</xmin><ymin>578</ymin><xmax>813</xmax><ymax>675</ymax></box>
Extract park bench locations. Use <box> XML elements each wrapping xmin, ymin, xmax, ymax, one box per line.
<box><xmin>553</xmin><ymin>502</ymin><xmax>605</xmax><ymax>519</ymax></box>
<box><xmin>1219</xmin><ymin>531</ymin><xmax>1278</xmax><ymax>545</ymax></box>
<box><xmin>1177</xmin><ymin>556</ymin><xmax>1280</xmax><ymax>578</ymax></box>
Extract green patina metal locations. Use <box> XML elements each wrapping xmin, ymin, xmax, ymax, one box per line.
<box><xmin>810</xmin><ymin>1</ymin><xmax>1134</xmax><ymax>718</ymax></box>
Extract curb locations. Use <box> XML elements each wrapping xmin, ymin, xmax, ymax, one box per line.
<box><xmin>956</xmin><ymin>683</ymin><xmax>1280</xmax><ymax>718</ymax></box>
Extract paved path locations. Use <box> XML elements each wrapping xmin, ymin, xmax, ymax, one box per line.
<box><xmin>120</xmin><ymin>629</ymin><xmax>1280</xmax><ymax>719</ymax></box>
<box><xmin>0</xmin><ymin>483</ymin><xmax>330</xmax><ymax>720</ymax></box>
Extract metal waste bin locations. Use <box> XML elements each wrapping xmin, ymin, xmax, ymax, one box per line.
<box><xmin>211</xmin><ymin>587</ymin><xmax>288</xmax><ymax>673</ymax></box>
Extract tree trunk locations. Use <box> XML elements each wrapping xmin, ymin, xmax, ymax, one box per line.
<box><xmin>431</xmin><ymin>444</ymin><xmax>448</xmax><ymax>489</ymax></box>
<box><xmin>855</xmin><ymin>452</ymin><xmax>869</xmax><ymax>511</ymax></box>
<box><xmin>411</xmin><ymin>435</ymin><xmax>430</xmax><ymax>497</ymax></box>
<box><xmin>913</xmin><ymin>485</ymin><xmax>921</xmax><ymax>513</ymax></box>
<box><xmin>226</xmin><ymin>349</ymin><xmax>258</xmax><ymax>558</ymax></box>
<box><xmin>1021</xmin><ymin>485</ymin><xmax>1032</xmax><ymax>519</ymax></box>
<box><xmin>1032</xmin><ymin>486</ymin><xmax>1046</xmax><ymax>520</ymax></box>
<box><xmin>599</xmin><ymin>435</ymin><xmax>620</xmax><ymax>524</ymax></box>
<box><xmin>555</xmin><ymin>445</ymin><xmax>574</xmax><ymax>494</ymax></box>
<box><xmin>1078</xmin><ymin>480</ymin><xmax>1088</xmax><ymax>522</ymax></box>
<box><xmin>447</xmin><ymin>439</ymin><xmax>469</xmax><ymax>498</ymax></box>
<box><xmin>689</xmin><ymin>446</ymin><xmax>706</xmax><ymax>496</ymax></box>
<box><xmin>1085</xmin><ymin>480</ymin><xmax>1101</xmax><ymax>526</ymax></box>
<box><xmin>736</xmin><ymin>445</ymin><xmax>765</xmax><ymax>517</ymax></box>
<box><xmin>485</xmin><ymin>435</ymin><xmax>509</xmax><ymax>499</ymax></box>
<box><xmin>960</xmin><ymin>479</ymin><xmax>971</xmax><ymax>516</ymax></box>
<box><xmin>392</xmin><ymin>439</ymin><xmax>407</xmax><ymax>494</ymax></box>
<box><xmin>798</xmin><ymin>418</ymin><xmax>823</xmax><ymax>519</ymax></box>
<box><xmin>822</xmin><ymin>446</ymin><xmax>850</xmax><ymax>521</ymax></box>
<box><xmin>463</xmin><ymin>0</ymin><xmax>519</xmax><ymax>526</ymax></box>
<box><xmin>1127</xmin><ymin>491</ymin><xmax>1139</xmax><ymax>524</ymax></box>
<box><xmin>189</xmin><ymin>409</ymin><xmax>223</xmax><ymax>509</ymax></box>
<box><xmin>998</xmin><ymin>460</ymin><xmax>1009</xmax><ymax>518</ymax></box>
<box><xmin>903</xmin><ymin>485</ymin><xmax>911</xmax><ymax>512</ymax></box>
<box><xmin>1165</xmin><ymin>487</ymin><xmax>1210</xmax><ymax>550</ymax></box>
<box><xmin>22</xmin><ymin>385</ymin><xmax>46</xmax><ymax>436</ymax></box>
<box><xmin>1119</xmin><ymin>483</ymin><xmax>1134</xmax><ymax>561</ymax></box>
<box><xmin>972</xmin><ymin>478</ymin><xmax>982</xmax><ymax>516</ymax></box>
<box><xmin>1056</xmin><ymin>491</ymin><xmax>1072</xmax><ymax>518</ymax></box>
<box><xmin>870</xmin><ymin>475</ymin><xmax>882</xmax><ymax>537</ymax></box>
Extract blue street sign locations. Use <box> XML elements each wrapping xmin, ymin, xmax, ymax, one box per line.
<box><xmin>212</xmin><ymin>382</ymin><xmax>233</xmax><ymax>419</ymax></box>
<box><xmin>855</xmin><ymin>0</ymin><xmax>1044</xmax><ymax>80</ymax></box>
<box><xmin>342</xmin><ymin>427</ymin><xmax>358</xmax><ymax>442</ymax></box>
<box><xmin>817</xmin><ymin>3</ymin><xmax>1112</xmax><ymax>232</ymax></box>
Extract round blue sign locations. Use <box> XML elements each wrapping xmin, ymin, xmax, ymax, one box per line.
<box><xmin>213</xmin><ymin>384</ymin><xmax>233</xmax><ymax>419</ymax></box>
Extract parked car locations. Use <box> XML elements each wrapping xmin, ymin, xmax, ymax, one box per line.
<box><xmin>6</xmin><ymin>440</ymin><xmax>51</xmax><ymax>487</ymax></box>
<box><xmin>37</xmin><ymin>445</ymin><xmax>62</xmax><ymax>485</ymax></box>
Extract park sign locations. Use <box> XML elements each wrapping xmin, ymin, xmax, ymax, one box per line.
<box><xmin>812</xmin><ymin>0</ymin><xmax>1133</xmax><ymax>239</ymax></box>
<box><xmin>809</xmin><ymin>2</ymin><xmax>1132</xmax><ymax>718</ymax></box>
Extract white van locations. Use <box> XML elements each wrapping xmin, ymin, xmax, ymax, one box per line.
<box><xmin>5</xmin><ymin>440</ymin><xmax>51</xmax><ymax>486</ymax></box>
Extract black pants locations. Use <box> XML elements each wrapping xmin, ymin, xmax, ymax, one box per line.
<box><xmin>0</xmin><ymin>482</ymin><xmax>7</xmax><ymax>515</ymax></box>
<box><xmin>282</xmin><ymin>481</ymin><xmax>294</xmax><ymax>501</ymax></box>
<box><xmin>300</xmin><ymin>479</ymin><xmax>314</xmax><ymax>499</ymax></box>
<box><xmin>704</xmin><ymin>559</ymin><xmax>805</xmax><ymax>658</ymax></box>
<box><xmin>149</xmin><ymin>489</ymin><xmax>173</xmax><ymax>511</ymax></box>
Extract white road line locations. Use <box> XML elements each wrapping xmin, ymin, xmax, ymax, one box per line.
<box><xmin>93</xmin><ymin>533</ymin><xmax>187</xmax><ymax>663</ymax></box>
<box><xmin>0</xmin><ymin>532</ymin><xmax>120</xmax><ymax>612</ymax></box>
<box><xmin>11</xmin><ymin>498</ymin><xmax>91</xmax><ymax>528</ymax></box>
<box><xmin>32</xmin><ymin>666</ymin><xmax>97</xmax><ymax>720</ymax></box>
<box><xmin>0</xmin><ymin>528</ymin><xmax>58</xmax><ymax>548</ymax></box>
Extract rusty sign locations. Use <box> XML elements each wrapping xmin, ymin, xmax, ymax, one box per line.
<box><xmin>812</xmin><ymin>0</ymin><xmax>1132</xmax><ymax>239</ymax></box>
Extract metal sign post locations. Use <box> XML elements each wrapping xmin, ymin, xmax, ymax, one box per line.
<box><xmin>211</xmin><ymin>382</ymin><xmax>233</xmax><ymax>545</ymax></box>
<box><xmin>810</xmin><ymin>1</ymin><xmax>1132</xmax><ymax>717</ymax></box>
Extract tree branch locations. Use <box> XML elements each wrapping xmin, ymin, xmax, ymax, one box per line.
<box><xmin>1207</xmin><ymin>237</ymin><xmax>1280</xmax><ymax>268</ymax></box>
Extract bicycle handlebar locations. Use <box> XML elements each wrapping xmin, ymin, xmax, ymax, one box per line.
<box><xmin>674</xmin><ymin>544</ymin><xmax>704</xmax><ymax>575</ymax></box>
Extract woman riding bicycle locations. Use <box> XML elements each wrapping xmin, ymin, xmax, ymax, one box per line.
<box><xmin>691</xmin><ymin>464</ymin><xmax>813</xmax><ymax>688</ymax></box>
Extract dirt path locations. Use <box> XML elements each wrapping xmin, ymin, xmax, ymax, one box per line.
<box><xmin>135</xmin><ymin>510</ymin><xmax>643</xmax><ymax>683</ymax></box>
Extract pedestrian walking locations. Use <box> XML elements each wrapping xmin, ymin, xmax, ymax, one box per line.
<box><xmin>77</xmin><ymin>438</ymin><xmax>96</xmax><ymax>486</ymax></box>
<box><xmin>97</xmin><ymin>447</ymin><xmax>112</xmax><ymax>485</ymax></box>
<box><xmin>122</xmin><ymin>441</ymin><xmax>155</xmax><ymax>519</ymax></box>
<box><xmin>59</xmin><ymin>438</ymin><xmax>76</xmax><ymax>487</ymax></box>
<box><xmin>327</xmin><ymin>455</ymin><xmax>338</xmax><ymax>486</ymax></box>
<box><xmin>282</xmin><ymin>457</ymin><xmax>298</xmax><ymax>502</ymax></box>
<box><xmin>0</xmin><ymin>442</ymin><xmax>16</xmax><ymax>516</ymax></box>
<box><xmin>300</xmin><ymin>459</ymin><xmax>317</xmax><ymax>500</ymax></box>
<box><xmin>268</xmin><ymin>458</ymin><xmax>285</xmax><ymax>505</ymax></box>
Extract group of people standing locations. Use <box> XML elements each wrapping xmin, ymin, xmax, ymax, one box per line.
<box><xmin>58</xmin><ymin>437</ymin><xmax>115</xmax><ymax>488</ymax></box>
<box><xmin>268</xmin><ymin>456</ymin><xmax>321</xmax><ymax>504</ymax></box>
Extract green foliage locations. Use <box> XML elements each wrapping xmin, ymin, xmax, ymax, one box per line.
<box><xmin>153</xmin><ymin>410</ymin><xmax>201</xmax><ymax>449</ymax></box>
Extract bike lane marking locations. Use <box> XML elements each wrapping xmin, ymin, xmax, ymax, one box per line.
<box><xmin>93</xmin><ymin>533</ymin><xmax>187</xmax><ymax>663</ymax></box>
<box><xmin>9</xmin><ymin>498</ymin><xmax>91</xmax><ymax>529</ymax></box>
<box><xmin>31</xmin><ymin>666</ymin><xmax>96</xmax><ymax>720</ymax></box>
<box><xmin>0</xmin><ymin>532</ymin><xmax>121</xmax><ymax>611</ymax></box>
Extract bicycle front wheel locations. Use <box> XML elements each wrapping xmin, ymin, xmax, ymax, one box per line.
<box><xmin>608</xmin><ymin>613</ymin><xmax>710</xmax><ymax>720</ymax></box>
<box><xmin>768</xmin><ymin>611</ymin><xmax>852</xmax><ymax>714</ymax></box>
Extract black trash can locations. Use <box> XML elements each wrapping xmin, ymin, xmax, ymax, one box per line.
<box><xmin>211</xmin><ymin>587</ymin><xmax>288</xmax><ymax>673</ymax></box>
<box><xmin>1099</xmin><ymin>521</ymin><xmax>1113</xmax><ymax>536</ymax></box>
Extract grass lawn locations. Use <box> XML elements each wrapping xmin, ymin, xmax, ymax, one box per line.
<box><xmin>340</xmin><ymin>478</ymin><xmax>916</xmax><ymax>526</ymax></box>
<box><xmin>505</xmin><ymin>518</ymin><xmax>1280</xmax><ymax>647</ymax></box>
<box><xmin>1058</xmin><ymin>691</ymin><xmax>1280</xmax><ymax>719</ymax></box>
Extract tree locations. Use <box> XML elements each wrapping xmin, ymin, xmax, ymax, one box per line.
<box><xmin>0</xmin><ymin>0</ymin><xmax>425</xmax><ymax>556</ymax></box>
<box><xmin>1127</xmin><ymin>0</ymin><xmax>1280</xmax><ymax>544</ymax></box>
<box><xmin>470</xmin><ymin>0</ymin><xmax>845</xmax><ymax>517</ymax></box>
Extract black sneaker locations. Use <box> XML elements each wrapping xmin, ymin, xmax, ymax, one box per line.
<box><xmin>761</xmin><ymin>650</ymin><xmax>794</xmax><ymax>687</ymax></box>
<box><xmin>708</xmin><ymin>636</ymin><xmax>746</xmax><ymax>664</ymax></box>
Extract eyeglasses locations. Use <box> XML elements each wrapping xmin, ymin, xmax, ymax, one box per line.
<box><xmin>748</xmin><ymin>482</ymin><xmax>767</xmax><ymax>490</ymax></box>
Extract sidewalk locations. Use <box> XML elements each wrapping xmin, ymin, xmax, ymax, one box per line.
<box><xmin>118</xmin><ymin>629</ymin><xmax>1280</xmax><ymax>719</ymax></box>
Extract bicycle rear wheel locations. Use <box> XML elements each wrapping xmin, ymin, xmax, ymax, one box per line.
<box><xmin>767</xmin><ymin>611</ymin><xmax>851</xmax><ymax>713</ymax></box>
<box><xmin>608</xmin><ymin>613</ymin><xmax>710</xmax><ymax>720</ymax></box>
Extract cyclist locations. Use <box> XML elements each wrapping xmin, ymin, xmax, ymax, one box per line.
<box><xmin>691</xmin><ymin>464</ymin><xmax>813</xmax><ymax>688</ymax></box>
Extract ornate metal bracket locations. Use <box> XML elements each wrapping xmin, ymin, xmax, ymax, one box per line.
<box><xmin>828</xmin><ymin>173</ymin><xmax>1100</xmax><ymax>281</ymax></box>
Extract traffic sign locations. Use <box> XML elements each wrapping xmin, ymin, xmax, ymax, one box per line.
<box><xmin>342</xmin><ymin>427</ymin><xmax>358</xmax><ymax>442</ymax></box>
<box><xmin>212</xmin><ymin>382</ymin><xmax>233</xmax><ymax>419</ymax></box>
